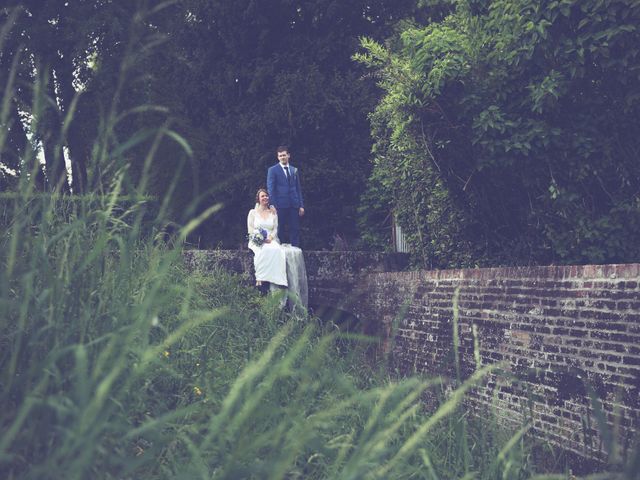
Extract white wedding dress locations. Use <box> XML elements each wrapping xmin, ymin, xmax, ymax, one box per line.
<box><xmin>247</xmin><ymin>208</ymin><xmax>288</xmax><ymax>287</ymax></box>
<box><xmin>247</xmin><ymin>207</ymin><xmax>308</xmax><ymax>311</ymax></box>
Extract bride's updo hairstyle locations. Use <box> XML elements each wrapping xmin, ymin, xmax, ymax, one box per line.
<box><xmin>255</xmin><ymin>188</ymin><xmax>268</xmax><ymax>204</ymax></box>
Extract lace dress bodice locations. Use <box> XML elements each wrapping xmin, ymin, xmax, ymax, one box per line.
<box><xmin>247</xmin><ymin>208</ymin><xmax>279</xmax><ymax>245</ymax></box>
<box><xmin>253</xmin><ymin>212</ymin><xmax>276</xmax><ymax>236</ymax></box>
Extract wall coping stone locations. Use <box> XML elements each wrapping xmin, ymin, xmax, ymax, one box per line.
<box><xmin>368</xmin><ymin>263</ymin><xmax>640</xmax><ymax>281</ymax></box>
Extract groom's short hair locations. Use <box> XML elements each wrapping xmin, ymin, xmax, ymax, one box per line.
<box><xmin>276</xmin><ymin>145</ymin><xmax>289</xmax><ymax>153</ymax></box>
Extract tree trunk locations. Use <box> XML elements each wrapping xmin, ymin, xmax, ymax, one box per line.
<box><xmin>54</xmin><ymin>56</ymin><xmax>89</xmax><ymax>194</ymax></box>
<box><xmin>41</xmin><ymin>70</ymin><xmax>68</xmax><ymax>193</ymax></box>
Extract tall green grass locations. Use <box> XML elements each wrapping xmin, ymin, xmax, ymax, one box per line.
<box><xmin>1</xmin><ymin>6</ymin><xmax>637</xmax><ymax>480</ymax></box>
<box><xmin>0</xmin><ymin>186</ymin><xmax>526</xmax><ymax>480</ymax></box>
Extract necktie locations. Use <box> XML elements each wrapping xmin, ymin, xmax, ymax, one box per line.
<box><xmin>284</xmin><ymin>166</ymin><xmax>290</xmax><ymax>181</ymax></box>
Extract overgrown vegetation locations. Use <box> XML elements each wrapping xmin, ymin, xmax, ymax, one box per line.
<box><xmin>0</xmin><ymin>0</ymin><xmax>424</xmax><ymax>249</ymax></box>
<box><xmin>1</xmin><ymin>173</ymin><xmax>636</xmax><ymax>478</ymax></box>
<box><xmin>1</xmin><ymin>3</ymin><xmax>639</xmax><ymax>479</ymax></box>
<box><xmin>357</xmin><ymin>0</ymin><xmax>640</xmax><ymax>267</ymax></box>
<box><xmin>0</xmin><ymin>67</ymin><xmax>546</xmax><ymax>476</ymax></box>
<box><xmin>0</xmin><ymin>150</ymin><xmax>612</xmax><ymax>479</ymax></box>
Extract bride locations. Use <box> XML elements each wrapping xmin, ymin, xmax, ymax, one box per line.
<box><xmin>247</xmin><ymin>188</ymin><xmax>288</xmax><ymax>288</ymax></box>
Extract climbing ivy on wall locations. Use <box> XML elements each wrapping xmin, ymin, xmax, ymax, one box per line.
<box><xmin>357</xmin><ymin>0</ymin><xmax>640</xmax><ymax>267</ymax></box>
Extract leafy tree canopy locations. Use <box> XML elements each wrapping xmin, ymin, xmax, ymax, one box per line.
<box><xmin>357</xmin><ymin>0</ymin><xmax>640</xmax><ymax>266</ymax></box>
<box><xmin>151</xmin><ymin>0</ymin><xmax>420</xmax><ymax>248</ymax></box>
<box><xmin>1</xmin><ymin>0</ymin><xmax>419</xmax><ymax>250</ymax></box>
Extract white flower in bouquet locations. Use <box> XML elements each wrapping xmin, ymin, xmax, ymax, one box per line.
<box><xmin>247</xmin><ymin>228</ymin><xmax>268</xmax><ymax>246</ymax></box>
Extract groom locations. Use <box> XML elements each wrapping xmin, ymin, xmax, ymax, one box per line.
<box><xmin>267</xmin><ymin>145</ymin><xmax>305</xmax><ymax>247</ymax></box>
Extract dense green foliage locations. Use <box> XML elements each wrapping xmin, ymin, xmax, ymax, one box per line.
<box><xmin>2</xmin><ymin>7</ymin><xmax>640</xmax><ymax>478</ymax></box>
<box><xmin>0</xmin><ymin>0</ymin><xmax>150</xmax><ymax>194</ymax></box>
<box><xmin>0</xmin><ymin>63</ymin><xmax>556</xmax><ymax>480</ymax></box>
<box><xmin>2</xmin><ymin>183</ymin><xmax>637</xmax><ymax>478</ymax></box>
<box><xmin>0</xmin><ymin>0</ymin><xmax>422</xmax><ymax>249</ymax></box>
<box><xmin>2</xmin><ymin>145</ymin><xmax>634</xmax><ymax>479</ymax></box>
<box><xmin>3</xmin><ymin>0</ymin><xmax>640</xmax><ymax>259</ymax></box>
<box><xmin>357</xmin><ymin>0</ymin><xmax>640</xmax><ymax>266</ymax></box>
<box><xmin>0</xmin><ymin>28</ymin><xmax>513</xmax><ymax>476</ymax></box>
<box><xmin>157</xmin><ymin>0</ymin><xmax>428</xmax><ymax>249</ymax></box>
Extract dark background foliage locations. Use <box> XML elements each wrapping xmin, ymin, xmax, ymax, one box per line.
<box><xmin>2</xmin><ymin>0</ymin><xmax>640</xmax><ymax>264</ymax></box>
<box><xmin>1</xmin><ymin>0</ymin><xmax>418</xmax><ymax>250</ymax></box>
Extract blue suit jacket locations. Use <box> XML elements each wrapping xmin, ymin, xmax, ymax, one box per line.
<box><xmin>267</xmin><ymin>163</ymin><xmax>304</xmax><ymax>209</ymax></box>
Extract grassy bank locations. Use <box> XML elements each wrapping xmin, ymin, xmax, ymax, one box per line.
<box><xmin>3</xmin><ymin>184</ymin><xmax>632</xmax><ymax>479</ymax></box>
<box><xmin>0</xmin><ymin>178</ymin><xmax>544</xmax><ymax>479</ymax></box>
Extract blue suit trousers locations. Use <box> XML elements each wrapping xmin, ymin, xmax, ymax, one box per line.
<box><xmin>278</xmin><ymin>207</ymin><xmax>300</xmax><ymax>247</ymax></box>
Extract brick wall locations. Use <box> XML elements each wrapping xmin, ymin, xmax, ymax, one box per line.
<box><xmin>363</xmin><ymin>264</ymin><xmax>640</xmax><ymax>464</ymax></box>
<box><xmin>184</xmin><ymin>250</ymin><xmax>639</xmax><ymax>465</ymax></box>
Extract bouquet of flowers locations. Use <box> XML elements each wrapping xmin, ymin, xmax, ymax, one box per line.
<box><xmin>247</xmin><ymin>228</ymin><xmax>268</xmax><ymax>246</ymax></box>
